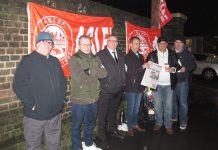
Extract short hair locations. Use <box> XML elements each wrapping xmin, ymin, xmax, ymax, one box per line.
<box><xmin>107</xmin><ymin>35</ymin><xmax>118</xmax><ymax>40</ymax></box>
<box><xmin>130</xmin><ymin>36</ymin><xmax>140</xmax><ymax>43</ymax></box>
<box><xmin>78</xmin><ymin>35</ymin><xmax>91</xmax><ymax>45</ymax></box>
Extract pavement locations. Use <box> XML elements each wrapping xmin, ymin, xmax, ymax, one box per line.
<box><xmin>103</xmin><ymin>102</ymin><xmax>218</xmax><ymax>150</ymax></box>
<box><xmin>101</xmin><ymin>76</ymin><xmax>218</xmax><ymax>150</ymax></box>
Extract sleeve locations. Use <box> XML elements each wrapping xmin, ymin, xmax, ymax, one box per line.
<box><xmin>69</xmin><ymin>56</ymin><xmax>98</xmax><ymax>83</ymax></box>
<box><xmin>146</xmin><ymin>52</ymin><xmax>152</xmax><ymax>62</ymax></box>
<box><xmin>174</xmin><ymin>53</ymin><xmax>182</xmax><ymax>72</ymax></box>
<box><xmin>186</xmin><ymin>53</ymin><xmax>197</xmax><ymax>72</ymax></box>
<box><xmin>90</xmin><ymin>56</ymin><xmax>107</xmax><ymax>79</ymax></box>
<box><xmin>12</xmin><ymin>57</ymin><xmax>34</xmax><ymax>108</ymax></box>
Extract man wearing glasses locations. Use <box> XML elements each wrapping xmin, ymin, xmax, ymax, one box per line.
<box><xmin>96</xmin><ymin>35</ymin><xmax>126</xmax><ymax>149</ymax></box>
<box><xmin>13</xmin><ymin>32</ymin><xmax>67</xmax><ymax>150</ymax></box>
<box><xmin>69</xmin><ymin>35</ymin><xmax>107</xmax><ymax>150</ymax></box>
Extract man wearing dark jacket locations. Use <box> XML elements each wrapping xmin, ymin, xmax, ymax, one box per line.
<box><xmin>96</xmin><ymin>35</ymin><xmax>126</xmax><ymax>149</ymax></box>
<box><xmin>172</xmin><ymin>36</ymin><xmax>197</xmax><ymax>131</ymax></box>
<box><xmin>13</xmin><ymin>32</ymin><xmax>67</xmax><ymax>150</ymax></box>
<box><xmin>125</xmin><ymin>36</ymin><xmax>146</xmax><ymax>136</ymax></box>
<box><xmin>69</xmin><ymin>35</ymin><xmax>107</xmax><ymax>150</ymax></box>
<box><xmin>146</xmin><ymin>36</ymin><xmax>181</xmax><ymax>135</ymax></box>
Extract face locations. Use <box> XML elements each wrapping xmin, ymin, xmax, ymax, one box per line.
<box><xmin>36</xmin><ymin>40</ymin><xmax>53</xmax><ymax>56</ymax></box>
<box><xmin>79</xmin><ymin>38</ymin><xmax>92</xmax><ymax>54</ymax></box>
<box><xmin>157</xmin><ymin>41</ymin><xmax>168</xmax><ymax>52</ymax></box>
<box><xmin>107</xmin><ymin>36</ymin><xmax>118</xmax><ymax>51</ymax></box>
<box><xmin>174</xmin><ymin>40</ymin><xmax>184</xmax><ymax>52</ymax></box>
<box><xmin>130</xmin><ymin>39</ymin><xmax>140</xmax><ymax>52</ymax></box>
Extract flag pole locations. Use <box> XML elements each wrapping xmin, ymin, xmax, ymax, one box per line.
<box><xmin>151</xmin><ymin>0</ymin><xmax>160</xmax><ymax>28</ymax></box>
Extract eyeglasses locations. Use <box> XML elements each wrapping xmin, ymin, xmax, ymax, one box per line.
<box><xmin>108</xmin><ymin>40</ymin><xmax>118</xmax><ymax>43</ymax></box>
<box><xmin>80</xmin><ymin>44</ymin><xmax>92</xmax><ymax>47</ymax></box>
<box><xmin>158</xmin><ymin>42</ymin><xmax>167</xmax><ymax>45</ymax></box>
<box><xmin>43</xmin><ymin>40</ymin><xmax>53</xmax><ymax>46</ymax></box>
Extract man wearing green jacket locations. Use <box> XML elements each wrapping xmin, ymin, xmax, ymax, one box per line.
<box><xmin>69</xmin><ymin>35</ymin><xmax>107</xmax><ymax>150</ymax></box>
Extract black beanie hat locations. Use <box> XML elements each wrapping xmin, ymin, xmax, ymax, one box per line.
<box><xmin>175</xmin><ymin>35</ymin><xmax>185</xmax><ymax>42</ymax></box>
<box><xmin>157</xmin><ymin>36</ymin><xmax>168</xmax><ymax>43</ymax></box>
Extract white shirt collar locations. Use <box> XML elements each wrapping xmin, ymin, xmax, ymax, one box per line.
<box><xmin>107</xmin><ymin>47</ymin><xmax>118</xmax><ymax>58</ymax></box>
<box><xmin>157</xmin><ymin>48</ymin><xmax>168</xmax><ymax>56</ymax></box>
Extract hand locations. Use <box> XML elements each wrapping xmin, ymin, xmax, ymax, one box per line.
<box><xmin>84</xmin><ymin>68</ymin><xmax>90</xmax><ymax>75</ymax></box>
<box><xmin>178</xmin><ymin>67</ymin><xmax>185</xmax><ymax>73</ymax></box>
<box><xmin>143</xmin><ymin>61</ymin><xmax>152</xmax><ymax>69</ymax></box>
<box><xmin>164</xmin><ymin>64</ymin><xmax>170</xmax><ymax>72</ymax></box>
<box><xmin>165</xmin><ymin>67</ymin><xmax>176</xmax><ymax>73</ymax></box>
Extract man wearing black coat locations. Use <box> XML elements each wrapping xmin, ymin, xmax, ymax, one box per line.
<box><xmin>96</xmin><ymin>35</ymin><xmax>126</xmax><ymax>149</ymax></box>
<box><xmin>172</xmin><ymin>36</ymin><xmax>196</xmax><ymax>131</ymax></box>
<box><xmin>125</xmin><ymin>36</ymin><xmax>146</xmax><ymax>136</ymax></box>
<box><xmin>13</xmin><ymin>32</ymin><xmax>67</xmax><ymax>150</ymax></box>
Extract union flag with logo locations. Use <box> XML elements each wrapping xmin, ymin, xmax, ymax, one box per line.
<box><xmin>27</xmin><ymin>2</ymin><xmax>114</xmax><ymax>76</ymax></box>
<box><xmin>125</xmin><ymin>21</ymin><xmax>161</xmax><ymax>60</ymax></box>
<box><xmin>159</xmin><ymin>0</ymin><xmax>173</xmax><ymax>28</ymax></box>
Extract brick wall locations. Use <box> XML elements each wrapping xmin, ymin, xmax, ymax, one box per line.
<box><xmin>0</xmin><ymin>0</ymin><xmax>150</xmax><ymax>149</ymax></box>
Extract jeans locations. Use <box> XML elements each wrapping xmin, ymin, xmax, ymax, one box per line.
<box><xmin>153</xmin><ymin>85</ymin><xmax>173</xmax><ymax>128</ymax></box>
<box><xmin>125</xmin><ymin>92</ymin><xmax>143</xmax><ymax>128</ymax></box>
<box><xmin>173</xmin><ymin>80</ymin><xmax>189</xmax><ymax>126</ymax></box>
<box><xmin>71</xmin><ymin>102</ymin><xmax>97</xmax><ymax>150</ymax></box>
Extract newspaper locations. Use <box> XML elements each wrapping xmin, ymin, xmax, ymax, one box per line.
<box><xmin>141</xmin><ymin>62</ymin><xmax>162</xmax><ymax>89</ymax></box>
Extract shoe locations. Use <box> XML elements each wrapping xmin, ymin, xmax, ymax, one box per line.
<box><xmin>179</xmin><ymin>124</ymin><xmax>187</xmax><ymax>131</ymax></box>
<box><xmin>172</xmin><ymin>118</ymin><xmax>178</xmax><ymax>122</ymax></box>
<box><xmin>127</xmin><ymin>128</ymin><xmax>134</xmax><ymax>136</ymax></box>
<box><xmin>165</xmin><ymin>128</ymin><xmax>173</xmax><ymax>135</ymax></box>
<box><xmin>148</xmin><ymin>109</ymin><xmax>155</xmax><ymax>115</ymax></box>
<box><xmin>153</xmin><ymin>124</ymin><xmax>162</xmax><ymax>131</ymax></box>
<box><xmin>82</xmin><ymin>142</ymin><xmax>102</xmax><ymax>150</ymax></box>
<box><xmin>97</xmin><ymin>141</ymin><xmax>110</xmax><ymax>150</ymax></box>
<box><xmin>109</xmin><ymin>130</ymin><xmax>125</xmax><ymax>139</ymax></box>
<box><xmin>133</xmin><ymin>125</ymin><xmax>146</xmax><ymax>132</ymax></box>
<box><xmin>117</xmin><ymin>123</ymin><xmax>128</xmax><ymax>132</ymax></box>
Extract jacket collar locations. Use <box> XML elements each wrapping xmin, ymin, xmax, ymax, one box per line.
<box><xmin>77</xmin><ymin>50</ymin><xmax>94</xmax><ymax>58</ymax></box>
<box><xmin>34</xmin><ymin>51</ymin><xmax>50</xmax><ymax>60</ymax></box>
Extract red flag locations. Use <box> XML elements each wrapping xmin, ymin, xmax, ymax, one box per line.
<box><xmin>125</xmin><ymin>21</ymin><xmax>161</xmax><ymax>60</ymax></box>
<box><xmin>159</xmin><ymin>0</ymin><xmax>173</xmax><ymax>28</ymax></box>
<box><xmin>27</xmin><ymin>2</ymin><xmax>114</xmax><ymax>76</ymax></box>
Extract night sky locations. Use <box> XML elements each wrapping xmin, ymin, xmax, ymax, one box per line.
<box><xmin>91</xmin><ymin>0</ymin><xmax>218</xmax><ymax>36</ymax></box>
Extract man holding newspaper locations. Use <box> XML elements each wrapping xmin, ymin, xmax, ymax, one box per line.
<box><xmin>145</xmin><ymin>37</ymin><xmax>181</xmax><ymax>135</ymax></box>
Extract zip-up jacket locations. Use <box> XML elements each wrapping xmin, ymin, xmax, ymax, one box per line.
<box><xmin>69</xmin><ymin>50</ymin><xmax>107</xmax><ymax>104</ymax></box>
<box><xmin>125</xmin><ymin>50</ymin><xmax>145</xmax><ymax>93</ymax></box>
<box><xmin>13</xmin><ymin>51</ymin><xmax>67</xmax><ymax>120</ymax></box>
<box><xmin>175</xmin><ymin>49</ymin><xmax>197</xmax><ymax>82</ymax></box>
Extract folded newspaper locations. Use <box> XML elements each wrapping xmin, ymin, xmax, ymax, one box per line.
<box><xmin>141</xmin><ymin>62</ymin><xmax>162</xmax><ymax>89</ymax></box>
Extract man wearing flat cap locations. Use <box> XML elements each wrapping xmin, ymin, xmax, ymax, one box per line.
<box><xmin>172</xmin><ymin>36</ymin><xmax>196</xmax><ymax>131</ymax></box>
<box><xmin>146</xmin><ymin>36</ymin><xmax>181</xmax><ymax>135</ymax></box>
<box><xmin>13</xmin><ymin>32</ymin><xmax>67</xmax><ymax>150</ymax></box>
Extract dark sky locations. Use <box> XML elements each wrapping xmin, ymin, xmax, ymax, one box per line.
<box><xmin>91</xmin><ymin>0</ymin><xmax>218</xmax><ymax>36</ymax></box>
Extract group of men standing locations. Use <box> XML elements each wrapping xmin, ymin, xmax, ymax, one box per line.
<box><xmin>13</xmin><ymin>32</ymin><xmax>196</xmax><ymax>150</ymax></box>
